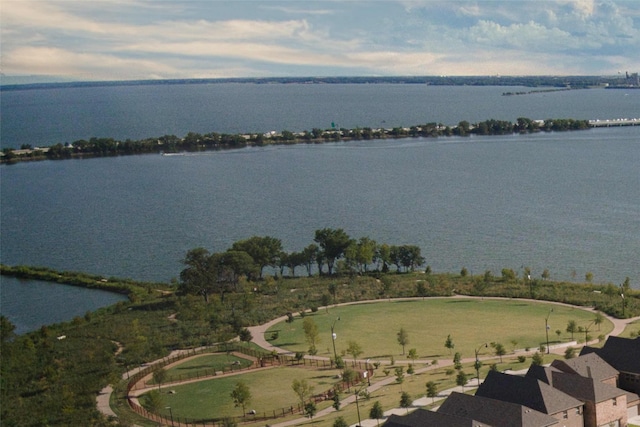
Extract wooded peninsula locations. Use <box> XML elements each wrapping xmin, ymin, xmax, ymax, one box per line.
<box><xmin>1</xmin><ymin>116</ymin><xmax>590</xmax><ymax>163</ymax></box>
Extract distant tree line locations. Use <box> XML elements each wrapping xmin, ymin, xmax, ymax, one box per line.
<box><xmin>1</xmin><ymin>116</ymin><xmax>590</xmax><ymax>163</ymax></box>
<box><xmin>178</xmin><ymin>229</ymin><xmax>425</xmax><ymax>302</ymax></box>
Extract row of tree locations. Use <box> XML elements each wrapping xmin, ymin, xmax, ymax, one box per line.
<box><xmin>178</xmin><ymin>229</ymin><xmax>426</xmax><ymax>301</ymax></box>
<box><xmin>2</xmin><ymin>116</ymin><xmax>590</xmax><ymax>162</ymax></box>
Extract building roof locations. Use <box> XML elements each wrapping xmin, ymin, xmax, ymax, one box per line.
<box><xmin>383</xmin><ymin>408</ymin><xmax>492</xmax><ymax>427</ymax></box>
<box><xmin>526</xmin><ymin>364</ymin><xmax>561</xmax><ymax>385</ymax></box>
<box><xmin>551</xmin><ymin>353</ymin><xmax>618</xmax><ymax>382</ymax></box>
<box><xmin>438</xmin><ymin>392</ymin><xmax>559</xmax><ymax>427</ymax></box>
<box><xmin>580</xmin><ymin>336</ymin><xmax>640</xmax><ymax>374</ymax></box>
<box><xmin>476</xmin><ymin>371</ymin><xmax>583</xmax><ymax>415</ymax></box>
<box><xmin>549</xmin><ymin>371</ymin><xmax>626</xmax><ymax>403</ymax></box>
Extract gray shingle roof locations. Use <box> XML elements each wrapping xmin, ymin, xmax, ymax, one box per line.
<box><xmin>580</xmin><ymin>336</ymin><xmax>640</xmax><ymax>374</ymax></box>
<box><xmin>476</xmin><ymin>371</ymin><xmax>583</xmax><ymax>415</ymax></box>
<box><xmin>549</xmin><ymin>371</ymin><xmax>626</xmax><ymax>403</ymax></box>
<box><xmin>438</xmin><ymin>392</ymin><xmax>559</xmax><ymax>427</ymax></box>
<box><xmin>383</xmin><ymin>408</ymin><xmax>492</xmax><ymax>427</ymax></box>
<box><xmin>551</xmin><ymin>353</ymin><xmax>618</xmax><ymax>381</ymax></box>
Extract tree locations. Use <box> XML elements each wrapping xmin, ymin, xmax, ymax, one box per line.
<box><xmin>0</xmin><ymin>315</ymin><xmax>16</xmax><ymax>342</ymax></box>
<box><xmin>585</xmin><ymin>272</ymin><xmax>593</xmax><ymax>282</ymax></box>
<box><xmin>347</xmin><ymin>340</ymin><xmax>363</xmax><ymax>365</ymax></box>
<box><xmin>303</xmin><ymin>317</ymin><xmax>320</xmax><ymax>354</ymax></box>
<box><xmin>594</xmin><ymin>312</ymin><xmax>604</xmax><ymax>331</ymax></box>
<box><xmin>302</xmin><ymin>244</ymin><xmax>319</xmax><ymax>277</ymax></box>
<box><xmin>231</xmin><ymin>381</ymin><xmax>252</xmax><ymax>416</ymax></box>
<box><xmin>179</xmin><ymin>247</ymin><xmax>215</xmax><ymax>302</ymax></box>
<box><xmin>566</xmin><ymin>320</ymin><xmax>578</xmax><ymax>340</ymax></box>
<box><xmin>541</xmin><ymin>269</ymin><xmax>550</xmax><ymax>280</ymax></box>
<box><xmin>333</xmin><ymin>416</ymin><xmax>348</xmax><ymax>427</ymax></box>
<box><xmin>239</xmin><ymin>328</ymin><xmax>253</xmax><ymax>343</ymax></box>
<box><xmin>400</xmin><ymin>392</ymin><xmax>412</xmax><ymax>413</ymax></box>
<box><xmin>453</xmin><ymin>352</ymin><xmax>462</xmax><ymax>370</ymax></box>
<box><xmin>397</xmin><ymin>327</ymin><xmax>409</xmax><ymax>355</ymax></box>
<box><xmin>455</xmin><ymin>370</ymin><xmax>468</xmax><ymax>391</ymax></box>
<box><xmin>332</xmin><ymin>391</ymin><xmax>341</xmax><ymax>411</ymax></box>
<box><xmin>395</xmin><ymin>366</ymin><xmax>405</xmax><ymax>384</ymax></box>
<box><xmin>304</xmin><ymin>401</ymin><xmax>317</xmax><ymax>419</ymax></box>
<box><xmin>494</xmin><ymin>343</ymin><xmax>506</xmax><ymax>363</ymax></box>
<box><xmin>407</xmin><ymin>348</ymin><xmax>418</xmax><ymax>364</ymax></box>
<box><xmin>232</xmin><ymin>236</ymin><xmax>282</xmax><ymax>278</ymax></box>
<box><xmin>152</xmin><ymin>367</ymin><xmax>167</xmax><ymax>391</ymax></box>
<box><xmin>314</xmin><ymin>228</ymin><xmax>353</xmax><ymax>275</ymax></box>
<box><xmin>426</xmin><ymin>381</ymin><xmax>438</xmax><ymax>403</ymax></box>
<box><xmin>531</xmin><ymin>352</ymin><xmax>544</xmax><ymax>366</ymax></box>
<box><xmin>369</xmin><ymin>401</ymin><xmax>384</xmax><ymax>426</ymax></box>
<box><xmin>292</xmin><ymin>379</ymin><xmax>314</xmax><ymax>407</ymax></box>
<box><xmin>445</xmin><ymin>334</ymin><xmax>454</xmax><ymax>355</ymax></box>
<box><xmin>564</xmin><ymin>347</ymin><xmax>577</xmax><ymax>359</ymax></box>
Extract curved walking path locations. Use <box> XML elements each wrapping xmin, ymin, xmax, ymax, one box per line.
<box><xmin>98</xmin><ymin>295</ymin><xmax>640</xmax><ymax>426</ymax></box>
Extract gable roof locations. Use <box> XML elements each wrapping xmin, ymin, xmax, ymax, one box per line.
<box><xmin>526</xmin><ymin>364</ymin><xmax>561</xmax><ymax>385</ymax></box>
<box><xmin>438</xmin><ymin>392</ymin><xmax>559</xmax><ymax>427</ymax></box>
<box><xmin>551</xmin><ymin>353</ymin><xmax>618</xmax><ymax>381</ymax></box>
<box><xmin>476</xmin><ymin>371</ymin><xmax>583</xmax><ymax>415</ymax></box>
<box><xmin>580</xmin><ymin>336</ymin><xmax>640</xmax><ymax>374</ymax></box>
<box><xmin>383</xmin><ymin>408</ymin><xmax>492</xmax><ymax>427</ymax></box>
<box><xmin>550</xmin><ymin>371</ymin><xmax>626</xmax><ymax>403</ymax></box>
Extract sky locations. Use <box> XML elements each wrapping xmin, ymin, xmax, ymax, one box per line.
<box><xmin>1</xmin><ymin>0</ymin><xmax>639</xmax><ymax>83</ymax></box>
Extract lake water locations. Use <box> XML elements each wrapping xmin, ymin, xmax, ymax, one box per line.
<box><xmin>1</xmin><ymin>83</ymin><xmax>639</xmax><ymax>332</ymax></box>
<box><xmin>0</xmin><ymin>276</ymin><xmax>128</xmax><ymax>335</ymax></box>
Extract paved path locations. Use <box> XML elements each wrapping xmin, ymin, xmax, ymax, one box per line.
<box><xmin>98</xmin><ymin>295</ymin><xmax>640</xmax><ymax>426</ymax></box>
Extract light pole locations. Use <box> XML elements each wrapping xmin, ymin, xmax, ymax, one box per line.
<box><xmin>620</xmin><ymin>285</ymin><xmax>626</xmax><ymax>317</ymax></box>
<box><xmin>165</xmin><ymin>406</ymin><xmax>174</xmax><ymax>427</ymax></box>
<box><xmin>331</xmin><ymin>317</ymin><xmax>340</xmax><ymax>365</ymax></box>
<box><xmin>474</xmin><ymin>343</ymin><xmax>488</xmax><ymax>386</ymax></box>
<box><xmin>545</xmin><ymin>308</ymin><xmax>553</xmax><ymax>354</ymax></box>
<box><xmin>354</xmin><ymin>386</ymin><xmax>364</xmax><ymax>427</ymax></box>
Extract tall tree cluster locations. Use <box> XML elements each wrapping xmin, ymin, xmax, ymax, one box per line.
<box><xmin>179</xmin><ymin>229</ymin><xmax>426</xmax><ymax>301</ymax></box>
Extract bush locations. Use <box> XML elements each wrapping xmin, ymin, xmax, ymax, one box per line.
<box><xmin>270</xmin><ymin>331</ymin><xmax>279</xmax><ymax>340</ymax></box>
<box><xmin>310</xmin><ymin>306</ymin><xmax>319</xmax><ymax>313</ymax></box>
<box><xmin>517</xmin><ymin>355</ymin><xmax>526</xmax><ymax>363</ymax></box>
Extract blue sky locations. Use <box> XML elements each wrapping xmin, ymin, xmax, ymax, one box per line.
<box><xmin>2</xmin><ymin>0</ymin><xmax>639</xmax><ymax>83</ymax></box>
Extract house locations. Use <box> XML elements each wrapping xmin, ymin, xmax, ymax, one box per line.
<box><xmin>581</xmin><ymin>337</ymin><xmax>640</xmax><ymax>395</ymax></box>
<box><xmin>383</xmin><ymin>408</ymin><xmax>492</xmax><ymax>427</ymax></box>
<box><xmin>438</xmin><ymin>392</ymin><xmax>559</xmax><ymax>427</ymax></box>
<box><xmin>526</xmin><ymin>364</ymin><xmax>628</xmax><ymax>427</ymax></box>
<box><xmin>476</xmin><ymin>370</ymin><xmax>584</xmax><ymax>427</ymax></box>
<box><xmin>551</xmin><ymin>353</ymin><xmax>619</xmax><ymax>387</ymax></box>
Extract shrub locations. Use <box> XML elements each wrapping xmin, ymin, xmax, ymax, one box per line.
<box><xmin>517</xmin><ymin>355</ymin><xmax>526</xmax><ymax>363</ymax></box>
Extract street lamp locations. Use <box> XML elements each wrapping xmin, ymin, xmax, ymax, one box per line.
<box><xmin>474</xmin><ymin>343</ymin><xmax>488</xmax><ymax>386</ymax></box>
<box><xmin>331</xmin><ymin>317</ymin><xmax>340</xmax><ymax>365</ymax></box>
<box><xmin>354</xmin><ymin>385</ymin><xmax>364</xmax><ymax>427</ymax></box>
<box><xmin>165</xmin><ymin>406</ymin><xmax>174</xmax><ymax>427</ymax></box>
<box><xmin>620</xmin><ymin>285</ymin><xmax>626</xmax><ymax>317</ymax></box>
<box><xmin>545</xmin><ymin>308</ymin><xmax>553</xmax><ymax>354</ymax></box>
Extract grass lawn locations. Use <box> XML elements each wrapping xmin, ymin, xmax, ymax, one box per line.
<box><xmin>267</xmin><ymin>298</ymin><xmax>611</xmax><ymax>360</ymax></box>
<box><xmin>159</xmin><ymin>353</ymin><xmax>253</xmax><ymax>383</ymax></box>
<box><xmin>619</xmin><ymin>319</ymin><xmax>640</xmax><ymax>338</ymax></box>
<box><xmin>151</xmin><ymin>366</ymin><xmax>341</xmax><ymax>421</ymax></box>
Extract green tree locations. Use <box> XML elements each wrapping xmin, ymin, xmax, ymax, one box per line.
<box><xmin>594</xmin><ymin>312</ymin><xmax>604</xmax><ymax>331</ymax></box>
<box><xmin>152</xmin><ymin>367</ymin><xmax>167</xmax><ymax>391</ymax></box>
<box><xmin>453</xmin><ymin>352</ymin><xmax>462</xmax><ymax>370</ymax></box>
<box><xmin>426</xmin><ymin>381</ymin><xmax>438</xmax><ymax>403</ymax></box>
<box><xmin>179</xmin><ymin>247</ymin><xmax>216</xmax><ymax>302</ymax></box>
<box><xmin>395</xmin><ymin>366</ymin><xmax>405</xmax><ymax>384</ymax></box>
<box><xmin>445</xmin><ymin>334</ymin><xmax>454</xmax><ymax>355</ymax></box>
<box><xmin>455</xmin><ymin>370</ymin><xmax>468</xmax><ymax>391</ymax></box>
<box><xmin>333</xmin><ymin>416</ymin><xmax>348</xmax><ymax>427</ymax></box>
<box><xmin>231</xmin><ymin>381</ymin><xmax>252</xmax><ymax>416</ymax></box>
<box><xmin>397</xmin><ymin>327</ymin><xmax>409</xmax><ymax>355</ymax></box>
<box><xmin>332</xmin><ymin>391</ymin><xmax>341</xmax><ymax>411</ymax></box>
<box><xmin>239</xmin><ymin>328</ymin><xmax>253</xmax><ymax>343</ymax></box>
<box><xmin>232</xmin><ymin>236</ymin><xmax>282</xmax><ymax>278</ymax></box>
<box><xmin>494</xmin><ymin>343</ymin><xmax>506</xmax><ymax>363</ymax></box>
<box><xmin>1</xmin><ymin>315</ymin><xmax>16</xmax><ymax>342</ymax></box>
<box><xmin>292</xmin><ymin>379</ymin><xmax>314</xmax><ymax>407</ymax></box>
<box><xmin>585</xmin><ymin>272</ymin><xmax>593</xmax><ymax>282</ymax></box>
<box><xmin>302</xmin><ymin>244</ymin><xmax>319</xmax><ymax>277</ymax></box>
<box><xmin>531</xmin><ymin>352</ymin><xmax>544</xmax><ymax>366</ymax></box>
<box><xmin>303</xmin><ymin>317</ymin><xmax>320</xmax><ymax>354</ymax></box>
<box><xmin>347</xmin><ymin>340</ymin><xmax>363</xmax><ymax>365</ymax></box>
<box><xmin>314</xmin><ymin>228</ymin><xmax>353</xmax><ymax>275</ymax></box>
<box><xmin>369</xmin><ymin>401</ymin><xmax>384</xmax><ymax>426</ymax></box>
<box><xmin>400</xmin><ymin>391</ymin><xmax>412</xmax><ymax>413</ymax></box>
<box><xmin>566</xmin><ymin>320</ymin><xmax>578</xmax><ymax>340</ymax></box>
<box><xmin>407</xmin><ymin>348</ymin><xmax>418</xmax><ymax>364</ymax></box>
<box><xmin>564</xmin><ymin>347</ymin><xmax>577</xmax><ymax>359</ymax></box>
<box><xmin>304</xmin><ymin>401</ymin><xmax>317</xmax><ymax>419</ymax></box>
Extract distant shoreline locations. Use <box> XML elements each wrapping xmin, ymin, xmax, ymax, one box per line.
<box><xmin>1</xmin><ymin>74</ymin><xmax>633</xmax><ymax>92</ymax></box>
